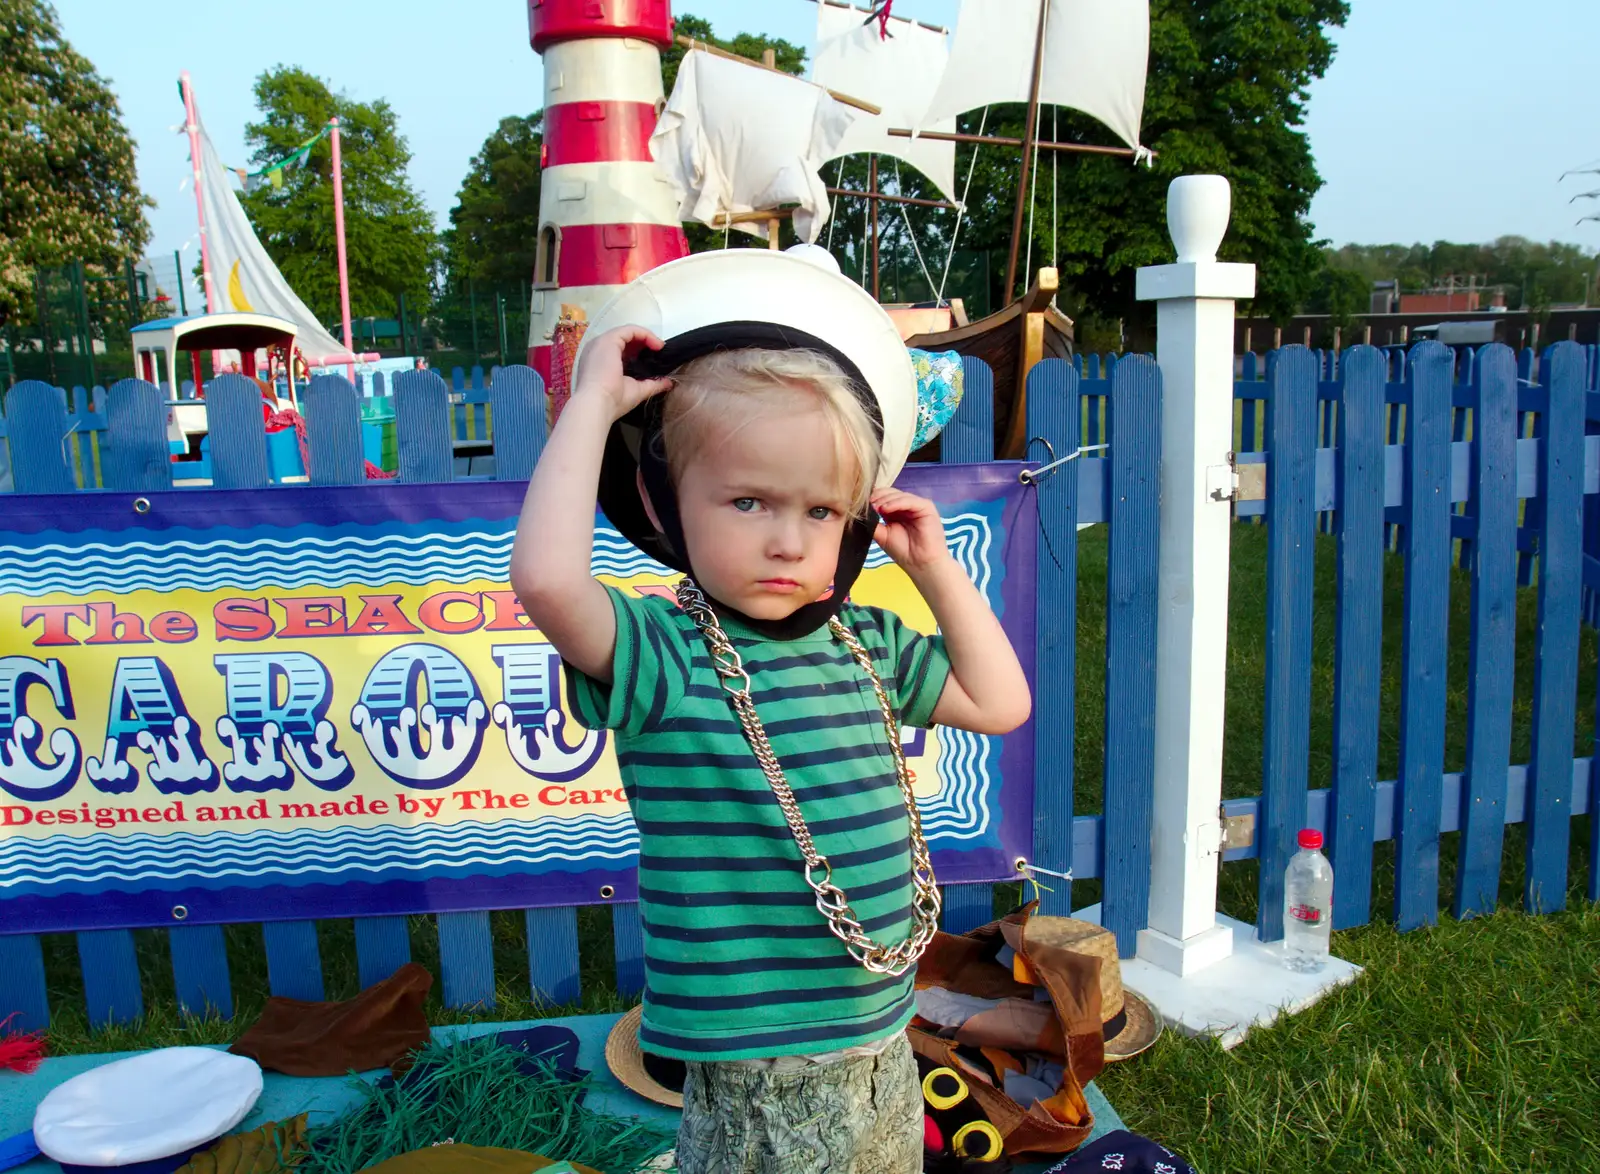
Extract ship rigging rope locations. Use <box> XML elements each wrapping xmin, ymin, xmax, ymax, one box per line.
<box><xmin>894</xmin><ymin>159</ymin><xmax>939</xmax><ymax>302</ymax></box>
<box><xmin>826</xmin><ymin>158</ymin><xmax>847</xmax><ymax>253</ymax></box>
<box><xmin>934</xmin><ymin>104</ymin><xmax>990</xmax><ymax>307</ymax></box>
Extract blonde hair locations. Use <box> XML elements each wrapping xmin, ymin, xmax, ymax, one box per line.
<box><xmin>660</xmin><ymin>348</ymin><xmax>880</xmax><ymax>519</ymax></box>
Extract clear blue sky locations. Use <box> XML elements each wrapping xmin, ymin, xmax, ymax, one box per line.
<box><xmin>53</xmin><ymin>0</ymin><xmax>1600</xmax><ymax>277</ymax></box>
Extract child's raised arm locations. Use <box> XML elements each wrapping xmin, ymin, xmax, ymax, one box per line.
<box><xmin>871</xmin><ymin>487</ymin><xmax>1032</xmax><ymax>736</ymax></box>
<box><xmin>510</xmin><ymin>326</ymin><xmax>672</xmax><ymax>684</ymax></box>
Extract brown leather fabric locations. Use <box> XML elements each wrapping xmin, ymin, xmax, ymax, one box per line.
<box><xmin>908</xmin><ymin>903</ymin><xmax>1103</xmax><ymax>1157</ymax></box>
<box><xmin>906</xmin><ymin>1030</ymin><xmax>1092</xmax><ymax>1157</ymax></box>
<box><xmin>229</xmin><ymin>962</ymin><xmax>433</xmax><ymax>1076</ymax></box>
<box><xmin>1007</xmin><ymin>916</ymin><xmax>1107</xmax><ymax>1085</ymax></box>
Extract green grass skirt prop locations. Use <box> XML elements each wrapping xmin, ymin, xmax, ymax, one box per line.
<box><xmin>302</xmin><ymin>1035</ymin><xmax>675</xmax><ymax>1174</ymax></box>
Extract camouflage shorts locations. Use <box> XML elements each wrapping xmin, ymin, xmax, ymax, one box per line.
<box><xmin>674</xmin><ymin>1033</ymin><xmax>922</xmax><ymax>1174</ymax></box>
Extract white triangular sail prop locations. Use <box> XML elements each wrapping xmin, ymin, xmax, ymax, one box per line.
<box><xmin>1038</xmin><ymin>0</ymin><xmax>1148</xmax><ymax>151</ymax></box>
<box><xmin>651</xmin><ymin>49</ymin><xmax>857</xmax><ymax>243</ymax></box>
<box><xmin>195</xmin><ymin>111</ymin><xmax>355</xmax><ymax>364</ymax></box>
<box><xmin>920</xmin><ymin>0</ymin><xmax>1148</xmax><ymax>154</ymax></box>
<box><xmin>811</xmin><ymin>3</ymin><xmax>958</xmax><ymax>205</ymax></box>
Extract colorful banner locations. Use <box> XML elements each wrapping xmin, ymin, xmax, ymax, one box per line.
<box><xmin>0</xmin><ymin>467</ymin><xmax>1035</xmax><ymax>933</ymax></box>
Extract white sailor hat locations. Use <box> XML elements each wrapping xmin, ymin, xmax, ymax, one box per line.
<box><xmin>586</xmin><ymin>244</ymin><xmax>922</xmax><ymax>639</ymax></box>
<box><xmin>33</xmin><ymin>1047</ymin><xmax>262</xmax><ymax>1174</ymax></box>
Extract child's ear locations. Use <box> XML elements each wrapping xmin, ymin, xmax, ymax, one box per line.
<box><xmin>636</xmin><ymin>468</ymin><xmax>665</xmax><ymax>533</ymax></box>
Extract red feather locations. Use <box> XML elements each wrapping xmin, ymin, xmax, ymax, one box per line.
<box><xmin>0</xmin><ymin>1014</ymin><xmax>45</xmax><ymax>1074</ymax></box>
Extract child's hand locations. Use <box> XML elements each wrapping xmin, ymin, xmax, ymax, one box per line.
<box><xmin>871</xmin><ymin>488</ymin><xmax>952</xmax><ymax>574</ymax></box>
<box><xmin>573</xmin><ymin>325</ymin><xmax>674</xmax><ymax>420</ymax></box>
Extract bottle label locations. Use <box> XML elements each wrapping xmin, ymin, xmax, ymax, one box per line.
<box><xmin>1289</xmin><ymin>904</ymin><xmax>1323</xmax><ymax>924</ymax></box>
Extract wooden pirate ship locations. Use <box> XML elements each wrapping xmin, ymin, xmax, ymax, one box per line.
<box><xmin>524</xmin><ymin>0</ymin><xmax>1150</xmax><ymax>459</ymax></box>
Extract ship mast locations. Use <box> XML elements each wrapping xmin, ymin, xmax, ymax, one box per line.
<box><xmin>1002</xmin><ymin>2</ymin><xmax>1049</xmax><ymax>307</ymax></box>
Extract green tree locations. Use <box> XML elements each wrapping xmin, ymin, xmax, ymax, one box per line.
<box><xmin>1306</xmin><ymin>264</ymin><xmax>1367</xmax><ymax>344</ymax></box>
<box><xmin>868</xmin><ymin>0</ymin><xmax>1349</xmax><ymax>323</ymax></box>
<box><xmin>1325</xmin><ymin>237</ymin><xmax>1599</xmax><ymax>309</ymax></box>
<box><xmin>240</xmin><ymin>67</ymin><xmax>434</xmax><ymax>323</ymax></box>
<box><xmin>0</xmin><ymin>0</ymin><xmax>150</xmax><ymax>324</ymax></box>
<box><xmin>443</xmin><ymin>114</ymin><xmax>544</xmax><ymax>287</ymax></box>
<box><xmin>661</xmin><ymin>14</ymin><xmax>806</xmax><ymax>96</ymax></box>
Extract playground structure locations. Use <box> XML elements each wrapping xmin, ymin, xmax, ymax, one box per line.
<box><xmin>3</xmin><ymin>182</ymin><xmax>1598</xmax><ymax>1045</ymax></box>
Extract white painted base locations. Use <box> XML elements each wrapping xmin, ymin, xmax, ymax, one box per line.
<box><xmin>1076</xmin><ymin>905</ymin><xmax>1362</xmax><ymax>1049</ymax></box>
<box><xmin>1135</xmin><ymin>920</ymin><xmax>1233</xmax><ymax>977</ymax></box>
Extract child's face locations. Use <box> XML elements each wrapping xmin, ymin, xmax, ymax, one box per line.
<box><xmin>673</xmin><ymin>398</ymin><xmax>857</xmax><ymax>622</ymax></box>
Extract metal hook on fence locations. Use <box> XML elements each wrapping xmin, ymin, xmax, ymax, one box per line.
<box><xmin>1013</xmin><ymin>856</ymin><xmax>1074</xmax><ymax>882</ymax></box>
<box><xmin>1018</xmin><ymin>442</ymin><xmax>1109</xmax><ymax>485</ymax></box>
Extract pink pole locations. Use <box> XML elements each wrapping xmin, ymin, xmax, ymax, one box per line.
<box><xmin>180</xmin><ymin>72</ymin><xmax>216</xmax><ymax>314</ymax></box>
<box><xmin>329</xmin><ymin>117</ymin><xmax>356</xmax><ymax>376</ymax></box>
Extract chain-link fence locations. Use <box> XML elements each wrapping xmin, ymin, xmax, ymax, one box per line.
<box><xmin>1</xmin><ymin>249</ymin><xmax>1013</xmax><ymax>391</ymax></box>
<box><xmin>305</xmin><ymin>280</ymin><xmax>535</xmax><ymax>374</ymax></box>
<box><xmin>3</xmin><ymin>258</ymin><xmax>172</xmax><ymax>389</ymax></box>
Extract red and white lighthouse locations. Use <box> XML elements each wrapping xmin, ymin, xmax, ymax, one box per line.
<box><xmin>526</xmin><ymin>0</ymin><xmax>689</xmax><ymax>382</ymax></box>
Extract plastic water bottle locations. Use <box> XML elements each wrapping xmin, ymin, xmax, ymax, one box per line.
<box><xmin>1282</xmin><ymin>828</ymin><xmax>1332</xmax><ymax>973</ymax></box>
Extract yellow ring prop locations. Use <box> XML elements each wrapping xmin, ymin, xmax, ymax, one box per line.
<box><xmin>952</xmin><ymin>1120</ymin><xmax>1004</xmax><ymax>1162</ymax></box>
<box><xmin>921</xmin><ymin>1066</ymin><xmax>968</xmax><ymax>1110</ymax></box>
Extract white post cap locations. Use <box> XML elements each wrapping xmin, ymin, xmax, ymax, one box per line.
<box><xmin>1135</xmin><ymin>174</ymin><xmax>1256</xmax><ymax>302</ymax></box>
<box><xmin>1167</xmin><ymin>175</ymin><xmax>1232</xmax><ymax>263</ymax></box>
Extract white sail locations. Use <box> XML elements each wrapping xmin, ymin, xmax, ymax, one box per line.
<box><xmin>651</xmin><ymin>49</ymin><xmax>857</xmax><ymax>243</ymax></box>
<box><xmin>919</xmin><ymin>0</ymin><xmax>1148</xmax><ymax>153</ymax></box>
<box><xmin>810</xmin><ymin>3</ymin><xmax>958</xmax><ymax>205</ymax></box>
<box><xmin>195</xmin><ymin>111</ymin><xmax>355</xmax><ymax>364</ymax></box>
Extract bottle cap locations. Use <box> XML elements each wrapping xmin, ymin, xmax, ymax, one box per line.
<box><xmin>1297</xmin><ymin>828</ymin><xmax>1323</xmax><ymax>851</ymax></box>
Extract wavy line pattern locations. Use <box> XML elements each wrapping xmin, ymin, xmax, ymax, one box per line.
<box><xmin>0</xmin><ymin>512</ymin><xmax>995</xmax><ymax>595</ymax></box>
<box><xmin>0</xmin><ymin>726</ymin><xmax>994</xmax><ymax>890</ymax></box>
<box><xmin>0</xmin><ymin>507</ymin><xmax>1005</xmax><ymax>889</ymax></box>
<box><xmin>0</xmin><ymin>815</ymin><xmax>640</xmax><ymax>890</ymax></box>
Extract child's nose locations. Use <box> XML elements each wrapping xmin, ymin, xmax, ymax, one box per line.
<box><xmin>767</xmin><ymin>517</ymin><xmax>806</xmax><ymax>560</ymax></box>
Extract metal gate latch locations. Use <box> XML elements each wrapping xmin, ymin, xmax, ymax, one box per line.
<box><xmin>1207</xmin><ymin>453</ymin><xmax>1266</xmax><ymax>503</ymax></box>
<box><xmin>1206</xmin><ymin>453</ymin><xmax>1240</xmax><ymax>502</ymax></box>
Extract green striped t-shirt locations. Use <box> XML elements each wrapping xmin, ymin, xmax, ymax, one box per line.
<box><xmin>566</xmin><ymin>585</ymin><xmax>952</xmax><ymax>1061</ymax></box>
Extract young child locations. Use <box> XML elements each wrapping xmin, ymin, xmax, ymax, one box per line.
<box><xmin>511</xmin><ymin>249</ymin><xmax>1029</xmax><ymax>1174</ymax></box>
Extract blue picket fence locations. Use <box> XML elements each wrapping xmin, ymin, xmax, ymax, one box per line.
<box><xmin>3</xmin><ymin>340</ymin><xmax>1596</xmax><ymax>1032</ymax></box>
<box><xmin>1224</xmin><ymin>340</ymin><xmax>1599</xmax><ymax>938</ymax></box>
<box><xmin>0</xmin><ymin>356</ymin><xmax>1166</xmax><ymax>1030</ymax></box>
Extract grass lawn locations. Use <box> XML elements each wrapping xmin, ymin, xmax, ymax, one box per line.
<box><xmin>30</xmin><ymin>525</ymin><xmax>1600</xmax><ymax>1173</ymax></box>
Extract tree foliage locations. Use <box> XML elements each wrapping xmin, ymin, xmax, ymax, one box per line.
<box><xmin>241</xmin><ymin>67</ymin><xmax>435</xmax><ymax>322</ymax></box>
<box><xmin>443</xmin><ymin>113</ymin><xmax>544</xmax><ymax>288</ymax></box>
<box><xmin>661</xmin><ymin>14</ymin><xmax>806</xmax><ymax>96</ymax></box>
<box><xmin>1325</xmin><ymin>238</ymin><xmax>1599</xmax><ymax>311</ymax></box>
<box><xmin>0</xmin><ymin>0</ymin><xmax>150</xmax><ymax>323</ymax></box>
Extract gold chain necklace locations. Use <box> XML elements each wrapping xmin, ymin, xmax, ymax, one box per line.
<box><xmin>674</xmin><ymin>579</ymin><xmax>941</xmax><ymax>977</ymax></box>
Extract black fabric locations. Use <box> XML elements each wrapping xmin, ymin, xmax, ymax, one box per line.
<box><xmin>596</xmin><ymin>321</ymin><xmax>885</xmax><ymax>641</ymax></box>
<box><xmin>1101</xmin><ymin>1007</ymin><xmax>1127</xmax><ymax>1042</ymax></box>
<box><xmin>641</xmin><ymin>1049</ymin><xmax>687</xmax><ymax>1094</ymax></box>
<box><xmin>1041</xmin><ymin>1131</ymin><xmax>1194</xmax><ymax>1174</ymax></box>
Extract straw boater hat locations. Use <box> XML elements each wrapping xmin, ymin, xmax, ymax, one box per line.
<box><xmin>605</xmin><ymin>1005</ymin><xmax>683</xmax><ymax>1108</ymax></box>
<box><xmin>582</xmin><ymin>243</ymin><xmax>922</xmax><ymax>641</ymax></box>
<box><xmin>1022</xmin><ymin>916</ymin><xmax>1160</xmax><ymax>1061</ymax></box>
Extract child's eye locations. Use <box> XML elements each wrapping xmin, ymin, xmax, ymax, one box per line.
<box><xmin>732</xmin><ymin>498</ymin><xmax>757</xmax><ymax>512</ymax></box>
<box><xmin>808</xmin><ymin>506</ymin><xmax>836</xmax><ymax>521</ymax></box>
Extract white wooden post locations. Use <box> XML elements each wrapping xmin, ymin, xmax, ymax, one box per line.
<box><xmin>1134</xmin><ymin>176</ymin><xmax>1255</xmax><ymax>976</ymax></box>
